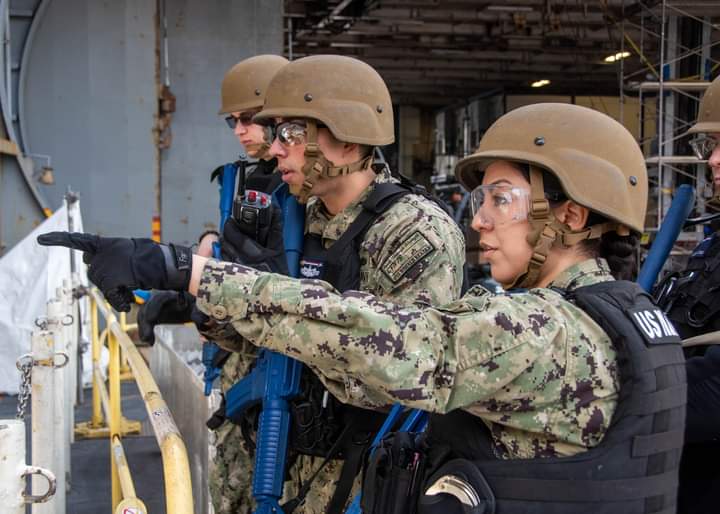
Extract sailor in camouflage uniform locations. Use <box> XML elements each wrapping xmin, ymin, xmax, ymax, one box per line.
<box><xmin>136</xmin><ymin>54</ymin><xmax>288</xmax><ymax>514</ymax></box>
<box><xmin>208</xmin><ymin>54</ymin><xmax>291</xmax><ymax>514</ymax></box>
<box><xmin>207</xmin><ymin>54</ymin><xmax>465</xmax><ymax>514</ymax></box>
<box><xmin>40</xmin><ymin>104</ymin><xmax>685</xmax><ymax>514</ymax></box>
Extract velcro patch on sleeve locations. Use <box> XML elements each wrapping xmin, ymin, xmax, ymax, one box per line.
<box><xmin>381</xmin><ymin>230</ymin><xmax>437</xmax><ymax>284</ymax></box>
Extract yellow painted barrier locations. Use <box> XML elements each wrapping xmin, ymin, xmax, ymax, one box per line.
<box><xmin>88</xmin><ymin>288</ymin><xmax>194</xmax><ymax>513</ymax></box>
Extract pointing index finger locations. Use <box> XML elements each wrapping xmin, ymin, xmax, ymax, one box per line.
<box><xmin>37</xmin><ymin>232</ymin><xmax>100</xmax><ymax>254</ymax></box>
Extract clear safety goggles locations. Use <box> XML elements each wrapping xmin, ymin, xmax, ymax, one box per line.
<box><xmin>276</xmin><ymin>121</ymin><xmax>309</xmax><ymax>147</ymax></box>
<box><xmin>224</xmin><ymin>110</ymin><xmax>259</xmax><ymax>129</ymax></box>
<box><xmin>689</xmin><ymin>134</ymin><xmax>719</xmax><ymax>160</ymax></box>
<box><xmin>470</xmin><ymin>184</ymin><xmax>531</xmax><ymax>228</ymax></box>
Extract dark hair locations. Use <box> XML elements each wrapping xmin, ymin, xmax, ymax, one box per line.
<box><xmin>513</xmin><ymin>161</ymin><xmax>640</xmax><ymax>280</ymax></box>
<box><xmin>580</xmin><ymin>232</ymin><xmax>639</xmax><ymax>280</ymax></box>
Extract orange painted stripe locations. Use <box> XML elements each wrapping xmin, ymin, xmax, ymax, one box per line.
<box><xmin>152</xmin><ymin>216</ymin><xmax>161</xmax><ymax>242</ymax></box>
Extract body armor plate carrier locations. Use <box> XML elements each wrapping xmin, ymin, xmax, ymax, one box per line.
<box><xmin>363</xmin><ymin>280</ymin><xmax>686</xmax><ymax>514</ymax></box>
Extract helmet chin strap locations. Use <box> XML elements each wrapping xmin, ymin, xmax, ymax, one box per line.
<box><xmin>244</xmin><ymin>126</ymin><xmax>275</xmax><ymax>160</ymax></box>
<box><xmin>244</xmin><ymin>142</ymin><xmax>271</xmax><ymax>159</ymax></box>
<box><xmin>507</xmin><ymin>166</ymin><xmax>627</xmax><ymax>290</ymax></box>
<box><xmin>293</xmin><ymin>120</ymin><xmax>374</xmax><ymax>204</ymax></box>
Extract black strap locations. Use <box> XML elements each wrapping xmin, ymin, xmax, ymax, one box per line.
<box><xmin>326</xmin><ymin>440</ymin><xmax>367</xmax><ymax>514</ymax></box>
<box><xmin>628</xmin><ymin>383</ymin><xmax>687</xmax><ymax>415</ymax></box>
<box><xmin>324</xmin><ymin>184</ymin><xmax>410</xmax><ymax>262</ymax></box>
<box><xmin>487</xmin><ymin>469</ymin><xmax>678</xmax><ymax>502</ymax></box>
<box><xmin>631</xmin><ymin>429</ymin><xmax>685</xmax><ymax>457</ymax></box>
<box><xmin>212</xmin><ymin>348</ymin><xmax>232</xmax><ymax>369</ymax></box>
<box><xmin>282</xmin><ymin>425</ymin><xmax>352</xmax><ymax>514</ymax></box>
<box><xmin>321</xmin><ymin>184</ymin><xmax>410</xmax><ymax>288</ymax></box>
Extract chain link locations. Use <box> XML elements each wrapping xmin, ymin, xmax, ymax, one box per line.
<box><xmin>16</xmin><ymin>357</ymin><xmax>33</xmax><ymax>420</ymax></box>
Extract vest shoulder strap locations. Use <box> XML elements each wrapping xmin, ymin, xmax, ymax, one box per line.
<box><xmin>324</xmin><ymin>181</ymin><xmax>412</xmax><ymax>264</ymax></box>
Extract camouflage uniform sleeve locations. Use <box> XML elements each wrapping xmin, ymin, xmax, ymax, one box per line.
<box><xmin>197</xmin><ymin>320</ymin><xmax>247</xmax><ymax>352</ymax></box>
<box><xmin>196</xmin><ymin>260</ymin><xmax>579</xmax><ymax>414</ymax></box>
<box><xmin>364</xmin><ymin>195</ymin><xmax>465</xmax><ymax>305</ymax></box>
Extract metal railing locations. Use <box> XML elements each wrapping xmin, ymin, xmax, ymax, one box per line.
<box><xmin>87</xmin><ymin>288</ymin><xmax>195</xmax><ymax>513</ymax></box>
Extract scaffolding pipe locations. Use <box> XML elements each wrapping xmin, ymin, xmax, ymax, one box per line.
<box><xmin>657</xmin><ymin>0</ymin><xmax>667</xmax><ymax>230</ymax></box>
<box><xmin>662</xmin><ymin>13</ymin><xmax>678</xmax><ymax>225</ymax></box>
<box><xmin>30</xmin><ymin>330</ymin><xmax>55</xmax><ymax>514</ymax></box>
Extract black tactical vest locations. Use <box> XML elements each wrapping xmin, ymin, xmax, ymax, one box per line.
<box><xmin>285</xmin><ymin>177</ymin><xmax>445</xmax><ymax>514</ymax></box>
<box><xmin>298</xmin><ymin>181</ymin><xmax>418</xmax><ymax>289</ymax></box>
<box><xmin>656</xmin><ymin>232</ymin><xmax>720</xmax><ymax>339</ymax></box>
<box><xmin>365</xmin><ymin>281</ymin><xmax>686</xmax><ymax>514</ymax></box>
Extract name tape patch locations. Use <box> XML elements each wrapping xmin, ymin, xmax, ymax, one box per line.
<box><xmin>382</xmin><ymin>230</ymin><xmax>436</xmax><ymax>284</ymax></box>
<box><xmin>629</xmin><ymin>307</ymin><xmax>680</xmax><ymax>345</ymax></box>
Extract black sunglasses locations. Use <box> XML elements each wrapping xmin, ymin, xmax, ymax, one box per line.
<box><xmin>224</xmin><ymin>111</ymin><xmax>258</xmax><ymax>129</ymax></box>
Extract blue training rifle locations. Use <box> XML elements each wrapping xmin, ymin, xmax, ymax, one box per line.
<box><xmin>201</xmin><ymin>158</ymin><xmax>246</xmax><ymax>396</ymax></box>
<box><xmin>223</xmin><ymin>182</ymin><xmax>305</xmax><ymax>514</ymax></box>
<box><xmin>638</xmin><ymin>184</ymin><xmax>696</xmax><ymax>292</ymax></box>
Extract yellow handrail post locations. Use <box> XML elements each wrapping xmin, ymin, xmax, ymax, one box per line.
<box><xmin>90</xmin><ymin>288</ymin><xmax>194</xmax><ymax>513</ymax></box>
<box><xmin>91</xmin><ymin>296</ymin><xmax>103</xmax><ymax>427</ymax></box>
<box><xmin>119</xmin><ymin>312</ymin><xmax>133</xmax><ymax>381</ymax></box>
<box><xmin>108</xmin><ymin>313</ymin><xmax>122</xmax><ymax>510</ymax></box>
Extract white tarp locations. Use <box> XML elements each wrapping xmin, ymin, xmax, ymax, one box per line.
<box><xmin>0</xmin><ymin>201</ymin><xmax>96</xmax><ymax>394</ymax></box>
<box><xmin>67</xmin><ymin>199</ymin><xmax>98</xmax><ymax>391</ymax></box>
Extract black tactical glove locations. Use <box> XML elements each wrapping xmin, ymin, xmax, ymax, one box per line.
<box><xmin>190</xmin><ymin>304</ymin><xmax>212</xmax><ymax>333</ymax></box>
<box><xmin>220</xmin><ymin>205</ymin><xmax>289</xmax><ymax>275</ymax></box>
<box><xmin>37</xmin><ymin>232</ymin><xmax>193</xmax><ymax>312</ymax></box>
<box><xmin>137</xmin><ymin>291</ymin><xmax>195</xmax><ymax>344</ymax></box>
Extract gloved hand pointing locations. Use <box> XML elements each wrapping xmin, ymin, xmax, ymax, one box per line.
<box><xmin>37</xmin><ymin>232</ymin><xmax>193</xmax><ymax>312</ymax></box>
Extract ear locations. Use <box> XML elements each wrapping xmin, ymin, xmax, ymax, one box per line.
<box><xmin>555</xmin><ymin>200</ymin><xmax>589</xmax><ymax>231</ymax></box>
<box><xmin>343</xmin><ymin>142</ymin><xmax>359</xmax><ymax>157</ymax></box>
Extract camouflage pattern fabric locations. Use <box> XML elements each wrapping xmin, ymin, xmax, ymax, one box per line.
<box><xmin>204</xmin><ymin>167</ymin><xmax>465</xmax><ymax>513</ymax></box>
<box><xmin>208</xmin><ymin>343</ymin><xmax>258</xmax><ymax>514</ymax></box>
<box><xmin>302</xmin><ymin>167</ymin><xmax>465</xmax><ymax>305</ymax></box>
<box><xmin>196</xmin><ymin>257</ymin><xmax>620</xmax><ymax>460</ymax></box>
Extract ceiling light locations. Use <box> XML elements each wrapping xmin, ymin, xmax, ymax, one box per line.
<box><xmin>604</xmin><ymin>51</ymin><xmax>631</xmax><ymax>63</ymax></box>
<box><xmin>531</xmin><ymin>79</ymin><xmax>550</xmax><ymax>88</ymax></box>
<box><xmin>329</xmin><ymin>42</ymin><xmax>374</xmax><ymax>48</ymax></box>
<box><xmin>486</xmin><ymin>5</ymin><xmax>534</xmax><ymax>12</ymax></box>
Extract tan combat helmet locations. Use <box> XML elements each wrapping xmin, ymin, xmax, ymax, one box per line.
<box><xmin>219</xmin><ymin>54</ymin><xmax>289</xmax><ymax>114</ymax></box>
<box><xmin>687</xmin><ymin>75</ymin><xmax>720</xmax><ymax>135</ymax></box>
<box><xmin>456</xmin><ymin>103</ymin><xmax>648</xmax><ymax>288</ymax></box>
<box><xmin>254</xmin><ymin>55</ymin><xmax>394</xmax><ymax>202</ymax></box>
<box><xmin>219</xmin><ymin>55</ymin><xmax>288</xmax><ymax>158</ymax></box>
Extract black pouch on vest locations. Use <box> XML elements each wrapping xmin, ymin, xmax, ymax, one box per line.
<box><xmin>362</xmin><ymin>432</ymin><xmax>428</xmax><ymax>514</ymax></box>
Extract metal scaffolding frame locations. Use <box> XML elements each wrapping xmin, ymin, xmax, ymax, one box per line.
<box><xmin>620</xmin><ymin>1</ymin><xmax>718</xmax><ymax>251</ymax></box>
